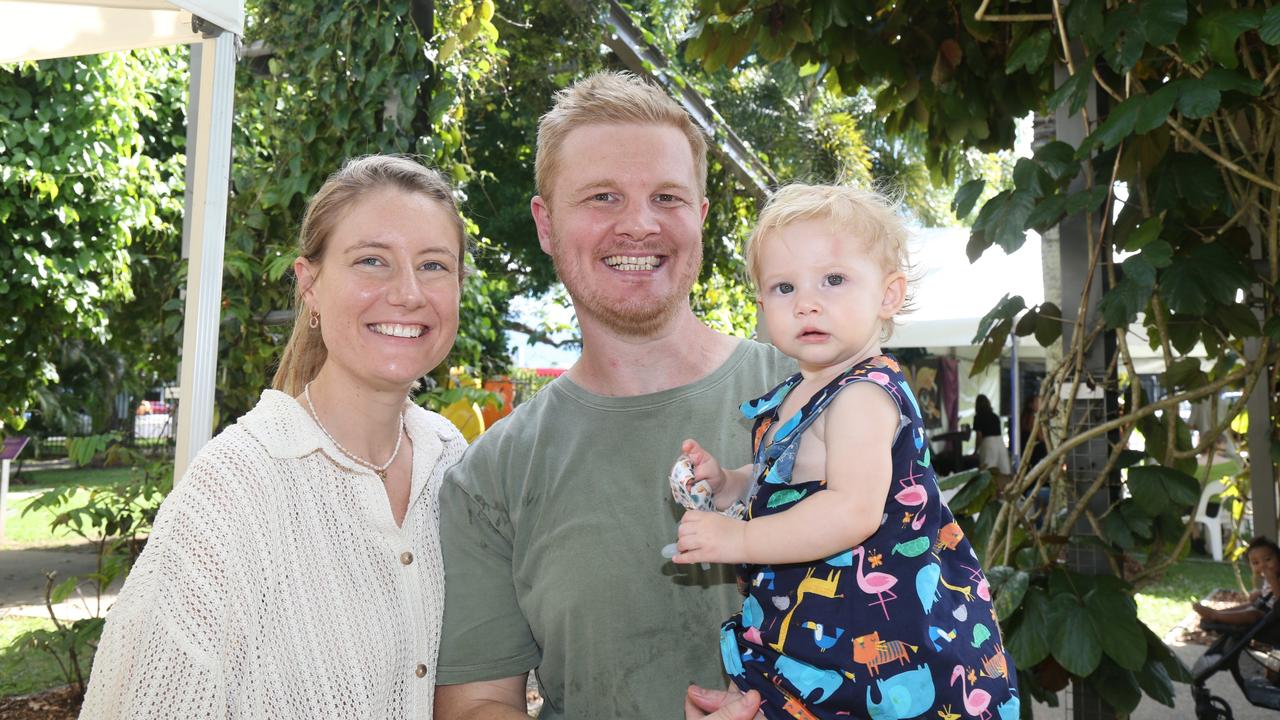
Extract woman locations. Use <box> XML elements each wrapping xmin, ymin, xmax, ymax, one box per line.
<box><xmin>973</xmin><ymin>393</ymin><xmax>1010</xmax><ymax>474</ymax></box>
<box><xmin>81</xmin><ymin>155</ymin><xmax>469</xmax><ymax>718</ymax></box>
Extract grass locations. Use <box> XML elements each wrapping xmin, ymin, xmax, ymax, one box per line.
<box><xmin>2</xmin><ymin>468</ymin><xmax>132</xmax><ymax>548</ymax></box>
<box><xmin>1135</xmin><ymin>555</ymin><xmax>1246</xmax><ymax>639</ymax></box>
<box><xmin>0</xmin><ymin>616</ymin><xmax>71</xmax><ymax>697</ymax></box>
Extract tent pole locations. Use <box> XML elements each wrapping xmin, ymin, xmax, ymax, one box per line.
<box><xmin>174</xmin><ymin>26</ymin><xmax>237</xmax><ymax>484</ymax></box>
<box><xmin>1010</xmin><ymin>332</ymin><xmax>1020</xmax><ymax>470</ymax></box>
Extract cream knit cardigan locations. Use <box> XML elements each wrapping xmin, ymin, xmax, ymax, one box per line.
<box><xmin>80</xmin><ymin>389</ymin><xmax>466</xmax><ymax>719</ymax></box>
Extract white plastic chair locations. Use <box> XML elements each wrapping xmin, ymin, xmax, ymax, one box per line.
<box><xmin>1194</xmin><ymin>480</ymin><xmax>1229</xmax><ymax>561</ymax></box>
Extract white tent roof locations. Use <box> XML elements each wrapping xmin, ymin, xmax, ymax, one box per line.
<box><xmin>889</xmin><ymin>227</ymin><xmax>1045</xmax><ymax>349</ymax></box>
<box><xmin>886</xmin><ymin>227</ymin><xmax>1202</xmax><ymax>373</ymax></box>
<box><xmin>0</xmin><ymin>1</ymin><xmax>242</xmax><ymax>64</ymax></box>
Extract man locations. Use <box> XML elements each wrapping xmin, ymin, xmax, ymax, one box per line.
<box><xmin>434</xmin><ymin>72</ymin><xmax>792</xmax><ymax>719</ymax></box>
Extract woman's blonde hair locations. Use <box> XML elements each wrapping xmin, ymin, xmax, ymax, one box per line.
<box><xmin>745</xmin><ymin>182</ymin><xmax>915</xmax><ymax>336</ymax></box>
<box><xmin>535</xmin><ymin>71</ymin><xmax>708</xmax><ymax>200</ymax></box>
<box><xmin>272</xmin><ymin>155</ymin><xmax>467</xmax><ymax>396</ymax></box>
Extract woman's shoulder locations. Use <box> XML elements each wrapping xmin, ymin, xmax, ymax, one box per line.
<box><xmin>406</xmin><ymin>403</ymin><xmax>466</xmax><ymax>445</ymax></box>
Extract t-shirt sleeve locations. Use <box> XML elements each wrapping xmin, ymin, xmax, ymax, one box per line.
<box><xmin>436</xmin><ymin>458</ymin><xmax>541</xmax><ymax>684</ymax></box>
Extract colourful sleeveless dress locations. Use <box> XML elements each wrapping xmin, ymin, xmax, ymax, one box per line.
<box><xmin>719</xmin><ymin>355</ymin><xmax>1019</xmax><ymax>720</ymax></box>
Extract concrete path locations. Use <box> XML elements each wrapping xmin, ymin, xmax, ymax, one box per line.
<box><xmin>1131</xmin><ymin>640</ymin><xmax>1270</xmax><ymax>720</ymax></box>
<box><xmin>0</xmin><ymin>544</ymin><xmax>120</xmax><ymax>621</ymax></box>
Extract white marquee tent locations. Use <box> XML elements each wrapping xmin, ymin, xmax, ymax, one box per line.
<box><xmin>1</xmin><ymin>0</ymin><xmax>243</xmax><ymax>481</ymax></box>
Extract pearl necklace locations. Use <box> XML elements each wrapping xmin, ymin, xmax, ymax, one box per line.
<box><xmin>304</xmin><ymin>382</ymin><xmax>405</xmax><ymax>482</ymax></box>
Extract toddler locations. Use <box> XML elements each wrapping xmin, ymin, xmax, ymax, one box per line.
<box><xmin>1193</xmin><ymin>536</ymin><xmax>1280</xmax><ymax>628</ymax></box>
<box><xmin>674</xmin><ymin>183</ymin><xmax>1019</xmax><ymax>720</ymax></box>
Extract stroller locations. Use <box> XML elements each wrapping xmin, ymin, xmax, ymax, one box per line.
<box><xmin>1192</xmin><ymin>601</ymin><xmax>1280</xmax><ymax>719</ymax></box>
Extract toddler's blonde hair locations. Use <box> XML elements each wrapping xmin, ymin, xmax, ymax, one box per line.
<box><xmin>745</xmin><ymin>182</ymin><xmax>914</xmax><ymax>336</ymax></box>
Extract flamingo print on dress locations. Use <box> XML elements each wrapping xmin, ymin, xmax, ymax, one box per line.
<box><xmin>894</xmin><ymin>464</ymin><xmax>929</xmax><ymax>531</ymax></box>
<box><xmin>950</xmin><ymin>665</ymin><xmax>992</xmax><ymax>720</ymax></box>
<box><xmin>852</xmin><ymin>545</ymin><xmax>898</xmax><ymax>620</ymax></box>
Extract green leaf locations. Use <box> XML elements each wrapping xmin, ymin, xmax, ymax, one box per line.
<box><xmin>1123</xmin><ymin>216</ymin><xmax>1163</xmax><ymax>251</ymax></box>
<box><xmin>971</xmin><ymin>319</ymin><xmax>1012</xmax><ymax>376</ymax></box>
<box><xmin>1012</xmin><ymin>158</ymin><xmax>1054</xmax><ymax>198</ymax></box>
<box><xmin>1085</xmin><ymin>589</ymin><xmax>1147</xmax><ymax>670</ymax></box>
<box><xmin>1066</xmin><ymin>0</ymin><xmax>1106</xmax><ymax>46</ymax></box>
<box><xmin>1140</xmin><ymin>240</ymin><xmax>1173</xmax><ymax>268</ymax></box>
<box><xmin>1176</xmin><ymin>80</ymin><xmax>1221</xmax><ymax>119</ymax></box>
<box><xmin>1033</xmin><ymin>140</ymin><xmax>1080</xmax><ymax>181</ymax></box>
<box><xmin>972</xmin><ymin>294</ymin><xmax>1026</xmax><ymax>344</ymax></box>
<box><xmin>1121</xmin><ymin>254</ymin><xmax>1156</xmax><ymax>288</ymax></box>
<box><xmin>1082</xmin><ymin>95</ymin><xmax>1141</xmax><ymax>152</ymax></box>
<box><xmin>1026</xmin><ymin>194</ymin><xmax>1069</xmax><ymax>232</ymax></box>
<box><xmin>1126</xmin><ymin>465</ymin><xmax>1200</xmax><ymax>514</ymax></box>
<box><xmin>1102</xmin><ymin>508</ymin><xmax>1136</xmax><ymax>550</ymax></box>
<box><xmin>1216</xmin><ymin>302</ymin><xmax>1260</xmax><ymax>339</ymax></box>
<box><xmin>1006</xmin><ymin>587</ymin><xmax>1052</xmax><ymax>666</ymax></box>
<box><xmin>1201</xmin><ymin>68</ymin><xmax>1264</xmax><ymax>95</ymax></box>
<box><xmin>952</xmin><ymin>179</ymin><xmax>985</xmax><ymax>219</ymax></box>
<box><xmin>1034</xmin><ymin>303</ymin><xmax>1062</xmax><ymax>346</ymax></box>
<box><xmin>1015</xmin><ymin>307</ymin><xmax>1039</xmax><ymax>337</ymax></box>
<box><xmin>1159</xmin><ymin>258</ymin><xmax>1207</xmax><ymax>315</ymax></box>
<box><xmin>985</xmin><ymin>190</ymin><xmax>1036</xmax><ymax>254</ymax></box>
<box><xmin>993</xmin><ymin>567</ymin><xmax>1030</xmax><ymax>621</ymax></box>
<box><xmin>1007</xmin><ymin>28</ymin><xmax>1052</xmax><ymax>74</ymax></box>
<box><xmin>51</xmin><ymin>576</ymin><xmax>78</xmax><ymax>604</ymax></box>
<box><xmin>1134</xmin><ymin>85</ymin><xmax>1178</xmax><ymax>134</ymax></box>
<box><xmin>1200</xmin><ymin>8</ymin><xmax>1261</xmax><ymax>69</ymax></box>
<box><xmin>1064</xmin><ymin>185</ymin><xmax>1109</xmax><ymax>214</ymax></box>
<box><xmin>1139</xmin><ymin>0</ymin><xmax>1188</xmax><ymax>46</ymax></box>
<box><xmin>945</xmin><ymin>470</ymin><xmax>994</xmax><ymax>515</ymax></box>
<box><xmin>1264</xmin><ymin>316</ymin><xmax>1280</xmax><ymax>343</ymax></box>
<box><xmin>1047</xmin><ymin>67</ymin><xmax>1091</xmax><ymax>115</ymax></box>
<box><xmin>1261</xmin><ymin>5</ymin><xmax>1280</xmax><ymax>44</ymax></box>
<box><xmin>1050</xmin><ymin>594</ymin><xmax>1103</xmax><ymax>676</ymax></box>
<box><xmin>1153</xmin><ymin>153</ymin><xmax>1227</xmax><ymax>210</ymax></box>
<box><xmin>1099</xmin><ymin>276</ymin><xmax>1151</xmax><ymax>328</ymax></box>
<box><xmin>1089</xmin><ymin>660</ymin><xmax>1143</xmax><ymax>713</ymax></box>
<box><xmin>1136</xmin><ymin>657</ymin><xmax>1176</xmax><ymax>707</ymax></box>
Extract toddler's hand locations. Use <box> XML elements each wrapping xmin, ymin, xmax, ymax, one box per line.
<box><xmin>682</xmin><ymin>438</ymin><xmax>725</xmax><ymax>493</ymax></box>
<box><xmin>675</xmin><ymin>509</ymin><xmax>748</xmax><ymax>565</ymax></box>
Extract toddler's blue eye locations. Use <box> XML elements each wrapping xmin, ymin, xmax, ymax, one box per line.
<box><xmin>825</xmin><ymin>274</ymin><xmax>844</xmax><ymax>286</ymax></box>
<box><xmin>776</xmin><ymin>282</ymin><xmax>794</xmax><ymax>294</ymax></box>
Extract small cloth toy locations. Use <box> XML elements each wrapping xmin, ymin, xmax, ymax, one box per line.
<box><xmin>668</xmin><ymin>454</ymin><xmax>746</xmax><ymax>518</ymax></box>
<box><xmin>662</xmin><ymin>455</ymin><xmax>745</xmax><ymax>566</ymax></box>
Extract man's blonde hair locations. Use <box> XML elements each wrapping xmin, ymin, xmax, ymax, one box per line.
<box><xmin>535</xmin><ymin>71</ymin><xmax>708</xmax><ymax>199</ymax></box>
<box><xmin>746</xmin><ymin>182</ymin><xmax>915</xmax><ymax>336</ymax></box>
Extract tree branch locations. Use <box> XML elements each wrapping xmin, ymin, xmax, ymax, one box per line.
<box><xmin>1167</xmin><ymin>118</ymin><xmax>1280</xmax><ymax>193</ymax></box>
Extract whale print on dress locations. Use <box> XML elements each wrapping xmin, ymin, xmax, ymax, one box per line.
<box><xmin>717</xmin><ymin>355</ymin><xmax>1018</xmax><ymax>719</ymax></box>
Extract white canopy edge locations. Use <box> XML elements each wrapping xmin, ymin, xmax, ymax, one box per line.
<box><xmin>0</xmin><ymin>0</ymin><xmax>242</xmax><ymax>65</ymax></box>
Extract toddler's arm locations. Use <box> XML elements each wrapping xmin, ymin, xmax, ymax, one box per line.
<box><xmin>682</xmin><ymin>439</ymin><xmax>754</xmax><ymax>512</ymax></box>
<box><xmin>675</xmin><ymin>384</ymin><xmax>896</xmax><ymax>565</ymax></box>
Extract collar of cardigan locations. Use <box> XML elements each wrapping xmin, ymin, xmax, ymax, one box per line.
<box><xmin>239</xmin><ymin>389</ymin><xmax>451</xmax><ymax>472</ymax></box>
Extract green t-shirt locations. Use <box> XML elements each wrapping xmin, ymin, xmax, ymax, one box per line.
<box><xmin>437</xmin><ymin>339</ymin><xmax>793</xmax><ymax>718</ymax></box>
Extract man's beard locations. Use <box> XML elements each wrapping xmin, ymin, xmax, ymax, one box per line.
<box><xmin>550</xmin><ymin>236</ymin><xmax>702</xmax><ymax>338</ymax></box>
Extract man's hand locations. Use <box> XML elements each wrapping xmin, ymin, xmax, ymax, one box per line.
<box><xmin>674</xmin><ymin>510</ymin><xmax>749</xmax><ymax>564</ymax></box>
<box><xmin>682</xmin><ymin>439</ymin><xmax>727</xmax><ymax>493</ymax></box>
<box><xmin>684</xmin><ymin>685</ymin><xmax>762</xmax><ymax>720</ymax></box>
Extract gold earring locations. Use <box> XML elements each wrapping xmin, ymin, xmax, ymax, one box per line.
<box><xmin>309</xmin><ymin>311</ymin><xmax>320</xmax><ymax>329</ymax></box>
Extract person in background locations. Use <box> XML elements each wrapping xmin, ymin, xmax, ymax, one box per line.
<box><xmin>974</xmin><ymin>393</ymin><xmax>1010</xmax><ymax>474</ymax></box>
<box><xmin>1193</xmin><ymin>536</ymin><xmax>1280</xmax><ymax>629</ymax></box>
